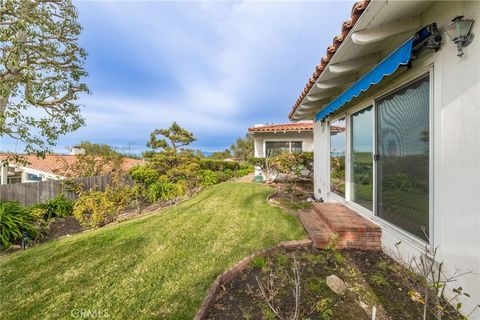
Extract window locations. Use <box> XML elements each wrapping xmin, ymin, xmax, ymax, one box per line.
<box><xmin>290</xmin><ymin>141</ymin><xmax>303</xmax><ymax>153</ymax></box>
<box><xmin>330</xmin><ymin>118</ymin><xmax>346</xmax><ymax>197</ymax></box>
<box><xmin>376</xmin><ymin>76</ymin><xmax>430</xmax><ymax>241</ymax></box>
<box><xmin>7</xmin><ymin>176</ymin><xmax>22</xmax><ymax>184</ymax></box>
<box><xmin>351</xmin><ymin>106</ymin><xmax>373</xmax><ymax>210</ymax></box>
<box><xmin>265</xmin><ymin>141</ymin><xmax>289</xmax><ymax>156</ymax></box>
<box><xmin>265</xmin><ymin>141</ymin><xmax>303</xmax><ymax>156</ymax></box>
<box><xmin>27</xmin><ymin>173</ymin><xmax>42</xmax><ymax>181</ymax></box>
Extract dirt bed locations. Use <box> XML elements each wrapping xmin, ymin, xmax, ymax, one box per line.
<box><xmin>206</xmin><ymin>248</ymin><xmax>462</xmax><ymax>320</ymax></box>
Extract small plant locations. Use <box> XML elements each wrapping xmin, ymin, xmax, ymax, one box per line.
<box><xmin>30</xmin><ymin>195</ymin><xmax>74</xmax><ymax>220</ymax></box>
<box><xmin>255</xmin><ymin>254</ymin><xmax>301</xmax><ymax>320</ymax></box>
<box><xmin>315</xmin><ymin>298</ymin><xmax>334</xmax><ymax>320</ymax></box>
<box><xmin>334</xmin><ymin>252</ymin><xmax>345</xmax><ymax>264</ymax></box>
<box><xmin>251</xmin><ymin>256</ymin><xmax>268</xmax><ymax>270</ymax></box>
<box><xmin>147</xmin><ymin>179</ymin><xmax>179</xmax><ymax>203</ymax></box>
<box><xmin>73</xmin><ymin>186</ymin><xmax>134</xmax><ymax>227</ymax></box>
<box><xmin>307</xmin><ymin>277</ymin><xmax>327</xmax><ymax>294</ymax></box>
<box><xmin>198</xmin><ymin>169</ymin><xmax>219</xmax><ymax>187</ymax></box>
<box><xmin>0</xmin><ymin>201</ymin><xmax>38</xmax><ymax>249</ymax></box>
<box><xmin>325</xmin><ymin>234</ymin><xmax>339</xmax><ymax>251</ymax></box>
<box><xmin>396</xmin><ymin>234</ymin><xmax>479</xmax><ymax>320</ymax></box>
<box><xmin>369</xmin><ymin>273</ymin><xmax>390</xmax><ymax>288</ymax></box>
<box><xmin>274</xmin><ymin>253</ymin><xmax>289</xmax><ymax>269</ymax></box>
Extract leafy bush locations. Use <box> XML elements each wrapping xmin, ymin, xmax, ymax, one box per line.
<box><xmin>198</xmin><ymin>169</ymin><xmax>219</xmax><ymax>187</ymax></box>
<box><xmin>129</xmin><ymin>166</ymin><xmax>160</xmax><ymax>186</ymax></box>
<box><xmin>147</xmin><ymin>178</ymin><xmax>179</xmax><ymax>203</ymax></box>
<box><xmin>239</xmin><ymin>162</ymin><xmax>254</xmax><ymax>171</ymax></box>
<box><xmin>249</xmin><ymin>152</ymin><xmax>313</xmax><ymax>179</ymax></box>
<box><xmin>0</xmin><ymin>201</ymin><xmax>38</xmax><ymax>249</ymax></box>
<box><xmin>216</xmin><ymin>169</ymin><xmax>234</xmax><ymax>182</ymax></box>
<box><xmin>30</xmin><ymin>195</ymin><xmax>74</xmax><ymax>220</ymax></box>
<box><xmin>330</xmin><ymin>156</ymin><xmax>345</xmax><ymax>180</ymax></box>
<box><xmin>73</xmin><ymin>186</ymin><xmax>134</xmax><ymax>228</ymax></box>
<box><xmin>199</xmin><ymin>159</ymin><xmax>241</xmax><ymax>172</ymax></box>
<box><xmin>235</xmin><ymin>168</ymin><xmax>252</xmax><ymax>177</ymax></box>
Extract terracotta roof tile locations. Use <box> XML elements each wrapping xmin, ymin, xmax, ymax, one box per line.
<box><xmin>0</xmin><ymin>154</ymin><xmax>143</xmax><ymax>177</ymax></box>
<box><xmin>288</xmin><ymin>0</ymin><xmax>370</xmax><ymax>120</ymax></box>
<box><xmin>248</xmin><ymin>122</ymin><xmax>313</xmax><ymax>133</ymax></box>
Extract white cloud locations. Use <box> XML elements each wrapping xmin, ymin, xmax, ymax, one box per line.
<box><xmin>59</xmin><ymin>1</ymin><xmax>356</xmax><ymax>152</ymax></box>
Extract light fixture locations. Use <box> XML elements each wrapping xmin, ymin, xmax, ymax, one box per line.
<box><xmin>446</xmin><ymin>16</ymin><xmax>475</xmax><ymax>57</ymax></box>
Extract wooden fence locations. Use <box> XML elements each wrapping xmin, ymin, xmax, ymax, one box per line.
<box><xmin>0</xmin><ymin>175</ymin><xmax>133</xmax><ymax>206</ymax></box>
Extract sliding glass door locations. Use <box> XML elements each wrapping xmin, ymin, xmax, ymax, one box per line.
<box><xmin>376</xmin><ymin>76</ymin><xmax>430</xmax><ymax>241</ymax></box>
<box><xmin>351</xmin><ymin>106</ymin><xmax>373</xmax><ymax>210</ymax></box>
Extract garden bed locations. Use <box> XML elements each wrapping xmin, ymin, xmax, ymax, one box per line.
<box><xmin>267</xmin><ymin>180</ymin><xmax>315</xmax><ymax>213</ymax></box>
<box><xmin>206</xmin><ymin>248</ymin><xmax>463</xmax><ymax>320</ymax></box>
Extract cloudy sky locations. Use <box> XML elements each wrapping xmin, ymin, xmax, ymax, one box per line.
<box><xmin>1</xmin><ymin>0</ymin><xmax>354</xmax><ymax>155</ymax></box>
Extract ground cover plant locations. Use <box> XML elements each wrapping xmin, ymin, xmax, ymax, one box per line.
<box><xmin>206</xmin><ymin>248</ymin><xmax>465</xmax><ymax>320</ymax></box>
<box><xmin>0</xmin><ymin>182</ymin><xmax>305</xmax><ymax>319</ymax></box>
<box><xmin>0</xmin><ymin>200</ymin><xmax>40</xmax><ymax>249</ymax></box>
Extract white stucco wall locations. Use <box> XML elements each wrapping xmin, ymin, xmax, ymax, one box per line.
<box><xmin>251</xmin><ymin>131</ymin><xmax>314</xmax><ymax>158</ymax></box>
<box><xmin>312</xmin><ymin>1</ymin><xmax>480</xmax><ymax>317</ymax></box>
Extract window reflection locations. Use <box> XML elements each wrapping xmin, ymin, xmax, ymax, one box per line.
<box><xmin>376</xmin><ymin>76</ymin><xmax>430</xmax><ymax>241</ymax></box>
<box><xmin>330</xmin><ymin>118</ymin><xmax>346</xmax><ymax>197</ymax></box>
<box><xmin>351</xmin><ymin>106</ymin><xmax>373</xmax><ymax>210</ymax></box>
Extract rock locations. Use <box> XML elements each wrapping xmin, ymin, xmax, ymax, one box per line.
<box><xmin>326</xmin><ymin>275</ymin><xmax>347</xmax><ymax>294</ymax></box>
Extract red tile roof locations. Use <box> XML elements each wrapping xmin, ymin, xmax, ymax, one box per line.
<box><xmin>288</xmin><ymin>0</ymin><xmax>370</xmax><ymax>120</ymax></box>
<box><xmin>248</xmin><ymin>122</ymin><xmax>313</xmax><ymax>133</ymax></box>
<box><xmin>0</xmin><ymin>154</ymin><xmax>144</xmax><ymax>177</ymax></box>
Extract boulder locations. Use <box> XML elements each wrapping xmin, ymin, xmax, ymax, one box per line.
<box><xmin>326</xmin><ymin>274</ymin><xmax>347</xmax><ymax>294</ymax></box>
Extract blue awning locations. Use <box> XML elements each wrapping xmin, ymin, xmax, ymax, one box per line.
<box><xmin>315</xmin><ymin>38</ymin><xmax>414</xmax><ymax>121</ymax></box>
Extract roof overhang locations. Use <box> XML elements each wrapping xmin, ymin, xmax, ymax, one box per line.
<box><xmin>289</xmin><ymin>0</ymin><xmax>434</xmax><ymax>121</ymax></box>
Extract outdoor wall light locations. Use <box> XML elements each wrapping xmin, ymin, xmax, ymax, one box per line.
<box><xmin>446</xmin><ymin>16</ymin><xmax>475</xmax><ymax>57</ymax></box>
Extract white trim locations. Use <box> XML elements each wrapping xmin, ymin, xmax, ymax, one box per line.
<box><xmin>347</xmin><ymin>104</ymin><xmax>374</xmax><ymax>215</ymax></box>
<box><xmin>9</xmin><ymin>165</ymin><xmax>65</xmax><ymax>181</ymax></box>
<box><xmin>263</xmin><ymin>140</ymin><xmax>305</xmax><ymax>157</ymax></box>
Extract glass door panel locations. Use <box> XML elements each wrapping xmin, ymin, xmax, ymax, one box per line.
<box><xmin>351</xmin><ymin>106</ymin><xmax>373</xmax><ymax>210</ymax></box>
<box><xmin>330</xmin><ymin>118</ymin><xmax>346</xmax><ymax>197</ymax></box>
<box><xmin>376</xmin><ymin>76</ymin><xmax>430</xmax><ymax>241</ymax></box>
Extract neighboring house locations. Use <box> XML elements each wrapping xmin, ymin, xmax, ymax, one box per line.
<box><xmin>0</xmin><ymin>151</ymin><xmax>143</xmax><ymax>185</ymax></box>
<box><xmin>248</xmin><ymin>122</ymin><xmax>314</xmax><ymax>180</ymax></box>
<box><xmin>248</xmin><ymin>122</ymin><xmax>314</xmax><ymax>158</ymax></box>
<box><xmin>288</xmin><ymin>0</ymin><xmax>479</xmax><ymax>317</ymax></box>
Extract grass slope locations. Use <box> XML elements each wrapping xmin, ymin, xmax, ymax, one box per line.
<box><xmin>0</xmin><ymin>182</ymin><xmax>305</xmax><ymax>320</ymax></box>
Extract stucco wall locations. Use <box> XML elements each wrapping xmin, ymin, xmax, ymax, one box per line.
<box><xmin>251</xmin><ymin>131</ymin><xmax>313</xmax><ymax>158</ymax></box>
<box><xmin>312</xmin><ymin>1</ymin><xmax>480</xmax><ymax>317</ymax></box>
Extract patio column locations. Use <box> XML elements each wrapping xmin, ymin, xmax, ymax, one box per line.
<box><xmin>1</xmin><ymin>164</ymin><xmax>7</xmax><ymax>185</ymax></box>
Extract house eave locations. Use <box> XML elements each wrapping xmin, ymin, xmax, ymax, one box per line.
<box><xmin>290</xmin><ymin>0</ymin><xmax>434</xmax><ymax>121</ymax></box>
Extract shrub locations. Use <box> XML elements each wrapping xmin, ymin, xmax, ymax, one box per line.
<box><xmin>198</xmin><ymin>169</ymin><xmax>219</xmax><ymax>187</ymax></box>
<box><xmin>129</xmin><ymin>166</ymin><xmax>160</xmax><ymax>186</ymax></box>
<box><xmin>30</xmin><ymin>195</ymin><xmax>74</xmax><ymax>220</ymax></box>
<box><xmin>73</xmin><ymin>186</ymin><xmax>133</xmax><ymax>228</ymax></box>
<box><xmin>235</xmin><ymin>168</ymin><xmax>252</xmax><ymax>177</ymax></box>
<box><xmin>147</xmin><ymin>178</ymin><xmax>179</xmax><ymax>203</ymax></box>
<box><xmin>249</xmin><ymin>152</ymin><xmax>313</xmax><ymax>181</ymax></box>
<box><xmin>199</xmin><ymin>159</ymin><xmax>240</xmax><ymax>172</ymax></box>
<box><xmin>269</xmin><ymin>152</ymin><xmax>313</xmax><ymax>177</ymax></box>
<box><xmin>216</xmin><ymin>169</ymin><xmax>234</xmax><ymax>182</ymax></box>
<box><xmin>239</xmin><ymin>162</ymin><xmax>253</xmax><ymax>171</ymax></box>
<box><xmin>0</xmin><ymin>201</ymin><xmax>38</xmax><ymax>249</ymax></box>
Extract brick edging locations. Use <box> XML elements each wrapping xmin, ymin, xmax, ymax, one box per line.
<box><xmin>194</xmin><ymin>239</ymin><xmax>313</xmax><ymax>320</ymax></box>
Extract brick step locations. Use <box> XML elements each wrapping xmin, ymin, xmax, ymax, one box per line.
<box><xmin>313</xmin><ymin>203</ymin><xmax>380</xmax><ymax>233</ymax></box>
<box><xmin>298</xmin><ymin>204</ymin><xmax>382</xmax><ymax>250</ymax></box>
<box><xmin>297</xmin><ymin>209</ymin><xmax>336</xmax><ymax>248</ymax></box>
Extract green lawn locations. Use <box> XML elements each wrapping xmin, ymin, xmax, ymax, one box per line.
<box><xmin>0</xmin><ymin>182</ymin><xmax>305</xmax><ymax>320</ymax></box>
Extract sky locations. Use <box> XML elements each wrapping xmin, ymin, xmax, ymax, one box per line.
<box><xmin>1</xmin><ymin>0</ymin><xmax>355</xmax><ymax>155</ymax></box>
